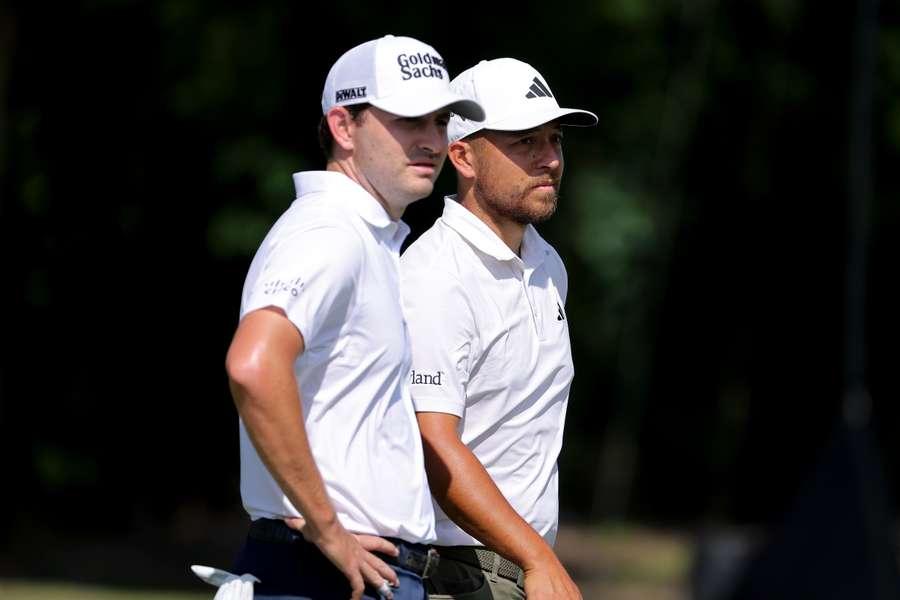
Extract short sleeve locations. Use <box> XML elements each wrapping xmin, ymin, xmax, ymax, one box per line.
<box><xmin>401</xmin><ymin>268</ymin><xmax>477</xmax><ymax>417</ymax></box>
<box><xmin>243</xmin><ymin>223</ymin><xmax>363</xmax><ymax>348</ymax></box>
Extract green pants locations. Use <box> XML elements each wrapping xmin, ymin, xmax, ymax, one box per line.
<box><xmin>426</xmin><ymin>549</ymin><xmax>525</xmax><ymax>600</ymax></box>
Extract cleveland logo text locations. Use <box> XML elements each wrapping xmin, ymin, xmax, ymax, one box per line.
<box><xmin>410</xmin><ymin>369</ymin><xmax>443</xmax><ymax>385</ymax></box>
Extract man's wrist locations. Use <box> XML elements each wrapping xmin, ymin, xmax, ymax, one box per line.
<box><xmin>516</xmin><ymin>542</ymin><xmax>559</xmax><ymax>573</ymax></box>
<box><xmin>297</xmin><ymin>510</ymin><xmax>341</xmax><ymax>544</ymax></box>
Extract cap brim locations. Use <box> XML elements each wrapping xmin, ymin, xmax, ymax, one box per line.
<box><xmin>486</xmin><ymin>106</ymin><xmax>598</xmax><ymax>132</ymax></box>
<box><xmin>371</xmin><ymin>90</ymin><xmax>485</xmax><ymax>121</ymax></box>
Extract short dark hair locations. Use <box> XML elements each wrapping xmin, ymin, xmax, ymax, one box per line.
<box><xmin>318</xmin><ymin>103</ymin><xmax>371</xmax><ymax>160</ymax></box>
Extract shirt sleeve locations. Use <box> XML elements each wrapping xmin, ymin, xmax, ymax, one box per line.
<box><xmin>401</xmin><ymin>267</ymin><xmax>477</xmax><ymax>418</ymax></box>
<box><xmin>243</xmin><ymin>222</ymin><xmax>363</xmax><ymax>349</ymax></box>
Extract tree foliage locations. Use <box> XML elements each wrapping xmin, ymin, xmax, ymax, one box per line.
<box><xmin>2</xmin><ymin>0</ymin><xmax>899</xmax><ymax>535</ymax></box>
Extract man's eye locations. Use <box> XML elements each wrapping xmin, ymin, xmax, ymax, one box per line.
<box><xmin>519</xmin><ymin>137</ymin><xmax>535</xmax><ymax>145</ymax></box>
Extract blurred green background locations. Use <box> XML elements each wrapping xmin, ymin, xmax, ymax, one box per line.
<box><xmin>2</xmin><ymin>0</ymin><xmax>900</xmax><ymax>597</ymax></box>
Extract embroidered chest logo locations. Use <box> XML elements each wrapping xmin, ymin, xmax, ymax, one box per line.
<box><xmin>557</xmin><ymin>302</ymin><xmax>566</xmax><ymax>321</ymax></box>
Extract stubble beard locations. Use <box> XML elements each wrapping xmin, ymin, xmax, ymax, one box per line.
<box><xmin>474</xmin><ymin>178</ymin><xmax>559</xmax><ymax>225</ymax></box>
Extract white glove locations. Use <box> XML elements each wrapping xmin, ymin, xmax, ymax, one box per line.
<box><xmin>191</xmin><ymin>564</ymin><xmax>260</xmax><ymax>600</ymax></box>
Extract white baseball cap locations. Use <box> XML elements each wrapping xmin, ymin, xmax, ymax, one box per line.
<box><xmin>321</xmin><ymin>35</ymin><xmax>485</xmax><ymax>121</ymax></box>
<box><xmin>448</xmin><ymin>58</ymin><xmax>598</xmax><ymax>143</ymax></box>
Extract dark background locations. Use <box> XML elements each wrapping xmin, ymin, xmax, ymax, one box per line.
<box><xmin>2</xmin><ymin>0</ymin><xmax>899</xmax><ymax>593</ymax></box>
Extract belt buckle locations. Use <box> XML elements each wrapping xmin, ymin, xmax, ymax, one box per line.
<box><xmin>422</xmin><ymin>548</ymin><xmax>440</xmax><ymax>579</ymax></box>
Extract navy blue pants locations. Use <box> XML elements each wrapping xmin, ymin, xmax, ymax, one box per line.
<box><xmin>232</xmin><ymin>535</ymin><xmax>427</xmax><ymax>600</ymax></box>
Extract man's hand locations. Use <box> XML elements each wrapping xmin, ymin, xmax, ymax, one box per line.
<box><xmin>522</xmin><ymin>559</ymin><xmax>582</xmax><ymax>600</ymax></box>
<box><xmin>191</xmin><ymin>565</ymin><xmax>259</xmax><ymax>600</ymax></box>
<box><xmin>284</xmin><ymin>517</ymin><xmax>400</xmax><ymax>599</ymax></box>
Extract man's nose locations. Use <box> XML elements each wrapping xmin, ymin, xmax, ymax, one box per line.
<box><xmin>419</xmin><ymin>122</ymin><xmax>446</xmax><ymax>156</ymax></box>
<box><xmin>538</xmin><ymin>141</ymin><xmax>563</xmax><ymax>171</ymax></box>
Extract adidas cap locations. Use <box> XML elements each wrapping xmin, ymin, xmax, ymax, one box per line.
<box><xmin>321</xmin><ymin>35</ymin><xmax>485</xmax><ymax>121</ymax></box>
<box><xmin>448</xmin><ymin>58</ymin><xmax>597</xmax><ymax>143</ymax></box>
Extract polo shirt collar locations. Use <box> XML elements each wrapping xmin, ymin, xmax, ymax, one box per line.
<box><xmin>520</xmin><ymin>222</ymin><xmax>548</xmax><ymax>269</ymax></box>
<box><xmin>441</xmin><ymin>196</ymin><xmax>546</xmax><ymax>268</ymax></box>
<box><xmin>293</xmin><ymin>170</ymin><xmax>409</xmax><ymax>249</ymax></box>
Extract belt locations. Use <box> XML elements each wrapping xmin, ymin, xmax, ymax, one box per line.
<box><xmin>434</xmin><ymin>545</ymin><xmax>524</xmax><ymax>587</ymax></box>
<box><xmin>248</xmin><ymin>518</ymin><xmax>440</xmax><ymax>578</ymax></box>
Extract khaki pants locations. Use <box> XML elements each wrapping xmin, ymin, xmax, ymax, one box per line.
<box><xmin>426</xmin><ymin>552</ymin><xmax>525</xmax><ymax>600</ymax></box>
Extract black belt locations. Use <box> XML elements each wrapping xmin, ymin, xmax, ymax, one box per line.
<box><xmin>248</xmin><ymin>518</ymin><xmax>440</xmax><ymax>578</ymax></box>
<box><xmin>434</xmin><ymin>545</ymin><xmax>524</xmax><ymax>587</ymax></box>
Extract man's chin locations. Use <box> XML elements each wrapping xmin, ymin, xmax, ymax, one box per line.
<box><xmin>397</xmin><ymin>180</ymin><xmax>435</xmax><ymax>207</ymax></box>
<box><xmin>525</xmin><ymin>195</ymin><xmax>558</xmax><ymax>223</ymax></box>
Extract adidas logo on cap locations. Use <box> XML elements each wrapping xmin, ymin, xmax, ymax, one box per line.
<box><xmin>447</xmin><ymin>57</ymin><xmax>597</xmax><ymax>143</ymax></box>
<box><xmin>525</xmin><ymin>76</ymin><xmax>553</xmax><ymax>99</ymax></box>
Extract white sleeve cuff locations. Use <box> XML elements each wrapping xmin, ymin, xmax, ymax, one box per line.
<box><xmin>412</xmin><ymin>395</ymin><xmax>465</xmax><ymax>418</ymax></box>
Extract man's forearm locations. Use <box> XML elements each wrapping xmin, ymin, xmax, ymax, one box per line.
<box><xmin>420</xmin><ymin>429</ymin><xmax>556</xmax><ymax>570</ymax></box>
<box><xmin>225</xmin><ymin>308</ymin><xmax>339</xmax><ymax>538</ymax></box>
<box><xmin>230</xmin><ymin>373</ymin><xmax>340</xmax><ymax>538</ymax></box>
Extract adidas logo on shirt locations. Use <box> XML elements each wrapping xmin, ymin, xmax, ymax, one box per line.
<box><xmin>525</xmin><ymin>77</ymin><xmax>553</xmax><ymax>99</ymax></box>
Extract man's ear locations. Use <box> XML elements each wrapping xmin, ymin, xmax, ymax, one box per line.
<box><xmin>448</xmin><ymin>140</ymin><xmax>476</xmax><ymax>179</ymax></box>
<box><xmin>327</xmin><ymin>107</ymin><xmax>355</xmax><ymax>152</ymax></box>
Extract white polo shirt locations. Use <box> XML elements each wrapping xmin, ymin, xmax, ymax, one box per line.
<box><xmin>401</xmin><ymin>196</ymin><xmax>574</xmax><ymax>547</ymax></box>
<box><xmin>237</xmin><ymin>170</ymin><xmax>436</xmax><ymax>543</ymax></box>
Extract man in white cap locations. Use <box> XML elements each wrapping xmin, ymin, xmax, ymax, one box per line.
<box><xmin>400</xmin><ymin>58</ymin><xmax>597</xmax><ymax>600</ymax></box>
<box><xmin>198</xmin><ymin>35</ymin><xmax>484</xmax><ymax>600</ymax></box>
